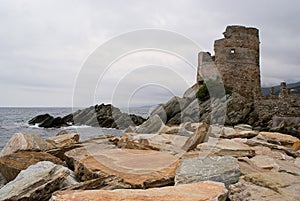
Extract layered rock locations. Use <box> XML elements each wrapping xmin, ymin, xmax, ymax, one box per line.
<box><xmin>28</xmin><ymin>104</ymin><xmax>146</xmax><ymax>129</ymax></box>
<box><xmin>50</xmin><ymin>181</ymin><xmax>228</xmax><ymax>201</ymax></box>
<box><xmin>0</xmin><ymin>151</ymin><xmax>64</xmax><ymax>183</ymax></box>
<box><xmin>65</xmin><ymin>145</ymin><xmax>179</xmax><ymax>188</ymax></box>
<box><xmin>0</xmin><ymin>161</ymin><xmax>78</xmax><ymax>201</ymax></box>
<box><xmin>229</xmin><ymin>172</ymin><xmax>300</xmax><ymax>201</ymax></box>
<box><xmin>175</xmin><ymin>156</ymin><xmax>240</xmax><ymax>187</ymax></box>
<box><xmin>136</xmin><ymin>114</ymin><xmax>165</xmax><ymax>134</ymax></box>
<box><xmin>196</xmin><ymin>138</ymin><xmax>255</xmax><ymax>157</ymax></box>
<box><xmin>46</xmin><ymin>132</ymin><xmax>80</xmax><ymax>148</ymax></box>
<box><xmin>0</xmin><ymin>133</ymin><xmax>53</xmax><ymax>156</ymax></box>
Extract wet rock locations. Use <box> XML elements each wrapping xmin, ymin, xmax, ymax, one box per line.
<box><xmin>0</xmin><ymin>133</ymin><xmax>54</xmax><ymax>156</ymax></box>
<box><xmin>175</xmin><ymin>156</ymin><xmax>240</xmax><ymax>187</ymax></box>
<box><xmin>182</xmin><ymin>123</ymin><xmax>208</xmax><ymax>151</ymax></box>
<box><xmin>50</xmin><ymin>181</ymin><xmax>228</xmax><ymax>201</ymax></box>
<box><xmin>0</xmin><ymin>161</ymin><xmax>78</xmax><ymax>201</ymax></box>
<box><xmin>0</xmin><ymin>151</ymin><xmax>65</xmax><ymax>183</ymax></box>
<box><xmin>28</xmin><ymin>104</ymin><xmax>146</xmax><ymax>129</ymax></box>
<box><xmin>28</xmin><ymin>113</ymin><xmax>52</xmax><ymax>125</ymax></box>
<box><xmin>136</xmin><ymin>114</ymin><xmax>165</xmax><ymax>134</ymax></box>
<box><xmin>65</xmin><ymin>145</ymin><xmax>179</xmax><ymax>188</ymax></box>
<box><xmin>197</xmin><ymin>138</ymin><xmax>255</xmax><ymax>157</ymax></box>
<box><xmin>47</xmin><ymin>133</ymin><xmax>80</xmax><ymax>148</ymax></box>
<box><xmin>229</xmin><ymin>172</ymin><xmax>300</xmax><ymax>201</ymax></box>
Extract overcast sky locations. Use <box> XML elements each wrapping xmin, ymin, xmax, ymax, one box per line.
<box><xmin>1</xmin><ymin>0</ymin><xmax>299</xmax><ymax>107</ymax></box>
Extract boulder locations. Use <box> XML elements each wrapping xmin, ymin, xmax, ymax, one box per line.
<box><xmin>163</xmin><ymin>96</ymin><xmax>189</xmax><ymax>120</ymax></box>
<box><xmin>229</xmin><ymin>172</ymin><xmax>300</xmax><ymax>201</ymax></box>
<box><xmin>0</xmin><ymin>133</ymin><xmax>54</xmax><ymax>156</ymax></box>
<box><xmin>150</xmin><ymin>104</ymin><xmax>167</xmax><ymax>123</ymax></box>
<box><xmin>65</xmin><ymin>145</ymin><xmax>179</xmax><ymax>188</ymax></box>
<box><xmin>0</xmin><ymin>151</ymin><xmax>65</xmax><ymax>183</ymax></box>
<box><xmin>47</xmin><ymin>133</ymin><xmax>80</xmax><ymax>148</ymax></box>
<box><xmin>136</xmin><ymin>114</ymin><xmax>165</xmax><ymax>134</ymax></box>
<box><xmin>50</xmin><ymin>181</ymin><xmax>228</xmax><ymax>201</ymax></box>
<box><xmin>28</xmin><ymin>113</ymin><xmax>52</xmax><ymax>125</ymax></box>
<box><xmin>257</xmin><ymin>131</ymin><xmax>300</xmax><ymax>147</ymax></box>
<box><xmin>183</xmin><ymin>83</ymin><xmax>201</xmax><ymax>99</ymax></box>
<box><xmin>0</xmin><ymin>161</ymin><xmax>78</xmax><ymax>201</ymax></box>
<box><xmin>175</xmin><ymin>156</ymin><xmax>240</xmax><ymax>187</ymax></box>
<box><xmin>182</xmin><ymin>123</ymin><xmax>208</xmax><ymax>151</ymax></box>
<box><xmin>196</xmin><ymin>138</ymin><xmax>255</xmax><ymax>157</ymax></box>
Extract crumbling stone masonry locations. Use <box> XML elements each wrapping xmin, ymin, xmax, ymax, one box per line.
<box><xmin>196</xmin><ymin>25</ymin><xmax>300</xmax><ymax>130</ymax></box>
<box><xmin>197</xmin><ymin>25</ymin><xmax>261</xmax><ymax>100</ymax></box>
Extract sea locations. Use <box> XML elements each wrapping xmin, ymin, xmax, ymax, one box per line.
<box><xmin>0</xmin><ymin>106</ymin><xmax>153</xmax><ymax>151</ymax></box>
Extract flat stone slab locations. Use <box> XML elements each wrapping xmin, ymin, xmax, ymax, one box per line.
<box><xmin>257</xmin><ymin>132</ymin><xmax>300</xmax><ymax>147</ymax></box>
<box><xmin>229</xmin><ymin>172</ymin><xmax>300</xmax><ymax>201</ymax></box>
<box><xmin>196</xmin><ymin>138</ymin><xmax>255</xmax><ymax>157</ymax></box>
<box><xmin>50</xmin><ymin>181</ymin><xmax>228</xmax><ymax>201</ymax></box>
<box><xmin>175</xmin><ymin>156</ymin><xmax>240</xmax><ymax>187</ymax></box>
<box><xmin>65</xmin><ymin>147</ymin><xmax>179</xmax><ymax>188</ymax></box>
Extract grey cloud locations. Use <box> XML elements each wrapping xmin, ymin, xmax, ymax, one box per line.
<box><xmin>0</xmin><ymin>0</ymin><xmax>299</xmax><ymax>106</ymax></box>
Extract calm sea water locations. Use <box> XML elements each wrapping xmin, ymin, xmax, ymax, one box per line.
<box><xmin>0</xmin><ymin>107</ymin><xmax>152</xmax><ymax>151</ymax></box>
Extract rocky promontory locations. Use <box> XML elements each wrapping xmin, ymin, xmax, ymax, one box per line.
<box><xmin>0</xmin><ymin>119</ymin><xmax>300</xmax><ymax>200</ymax></box>
<box><xmin>28</xmin><ymin>104</ymin><xmax>146</xmax><ymax>129</ymax></box>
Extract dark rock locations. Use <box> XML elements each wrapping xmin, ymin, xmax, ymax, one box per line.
<box><xmin>28</xmin><ymin>113</ymin><xmax>52</xmax><ymax>125</ymax></box>
<box><xmin>28</xmin><ymin>104</ymin><xmax>146</xmax><ymax>129</ymax></box>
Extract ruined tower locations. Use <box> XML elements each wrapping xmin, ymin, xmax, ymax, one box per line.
<box><xmin>198</xmin><ymin>25</ymin><xmax>262</xmax><ymax>100</ymax></box>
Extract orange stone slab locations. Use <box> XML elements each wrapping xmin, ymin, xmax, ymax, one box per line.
<box><xmin>51</xmin><ymin>181</ymin><xmax>228</xmax><ymax>201</ymax></box>
<box><xmin>65</xmin><ymin>147</ymin><xmax>179</xmax><ymax>188</ymax></box>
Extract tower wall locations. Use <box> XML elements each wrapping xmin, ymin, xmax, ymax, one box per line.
<box><xmin>213</xmin><ymin>26</ymin><xmax>261</xmax><ymax>100</ymax></box>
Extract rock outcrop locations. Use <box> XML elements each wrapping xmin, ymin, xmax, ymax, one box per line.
<box><xmin>50</xmin><ymin>181</ymin><xmax>228</xmax><ymax>201</ymax></box>
<box><xmin>28</xmin><ymin>104</ymin><xmax>146</xmax><ymax>129</ymax></box>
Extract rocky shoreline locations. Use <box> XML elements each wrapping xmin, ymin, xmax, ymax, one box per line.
<box><xmin>0</xmin><ymin>117</ymin><xmax>300</xmax><ymax>200</ymax></box>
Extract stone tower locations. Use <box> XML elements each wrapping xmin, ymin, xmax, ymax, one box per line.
<box><xmin>198</xmin><ymin>25</ymin><xmax>262</xmax><ymax>100</ymax></box>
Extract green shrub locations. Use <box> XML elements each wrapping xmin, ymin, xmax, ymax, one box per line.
<box><xmin>196</xmin><ymin>80</ymin><xmax>232</xmax><ymax>101</ymax></box>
